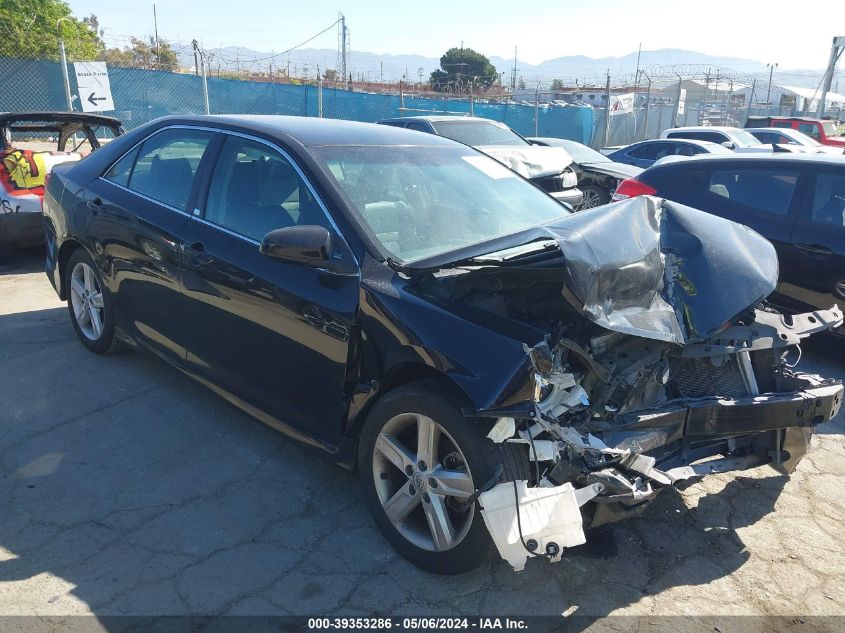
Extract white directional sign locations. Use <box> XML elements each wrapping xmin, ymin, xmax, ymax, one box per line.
<box><xmin>74</xmin><ymin>62</ymin><xmax>114</xmax><ymax>112</ymax></box>
<box><xmin>677</xmin><ymin>88</ymin><xmax>687</xmax><ymax>115</ymax></box>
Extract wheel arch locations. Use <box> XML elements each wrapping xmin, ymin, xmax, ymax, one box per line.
<box><xmin>346</xmin><ymin>362</ymin><xmax>475</xmax><ymax>440</ymax></box>
<box><xmin>56</xmin><ymin>239</ymin><xmax>85</xmax><ymax>300</ymax></box>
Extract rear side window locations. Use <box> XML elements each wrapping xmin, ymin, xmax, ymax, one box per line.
<box><xmin>772</xmin><ymin>121</ymin><xmax>793</xmax><ymax>129</ymax></box>
<box><xmin>810</xmin><ymin>172</ymin><xmax>845</xmax><ymax>227</ymax></box>
<box><xmin>405</xmin><ymin>121</ymin><xmax>432</xmax><ymax>133</ymax></box>
<box><xmin>104</xmin><ymin>146</ymin><xmax>139</xmax><ymax>187</ymax></box>
<box><xmin>695</xmin><ymin>168</ymin><xmax>799</xmax><ymax>216</ymax></box>
<box><xmin>628</xmin><ymin>142</ymin><xmax>669</xmax><ymax>160</ymax></box>
<box><xmin>126</xmin><ymin>129</ymin><xmax>213</xmax><ymax>211</ymax></box>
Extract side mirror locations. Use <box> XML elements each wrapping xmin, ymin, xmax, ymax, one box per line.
<box><xmin>721</xmin><ymin>141</ymin><xmax>736</xmax><ymax>150</ymax></box>
<box><xmin>260</xmin><ymin>225</ymin><xmax>331</xmax><ymax>265</ymax></box>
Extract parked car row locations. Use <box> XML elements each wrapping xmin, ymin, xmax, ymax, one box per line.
<box><xmin>38</xmin><ymin>113</ymin><xmax>843</xmax><ymax>575</ymax></box>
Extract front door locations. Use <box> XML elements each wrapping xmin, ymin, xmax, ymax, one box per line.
<box><xmin>180</xmin><ymin>133</ymin><xmax>360</xmax><ymax>446</ymax></box>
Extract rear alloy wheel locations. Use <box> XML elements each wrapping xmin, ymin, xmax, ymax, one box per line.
<box><xmin>578</xmin><ymin>184</ymin><xmax>609</xmax><ymax>210</ymax></box>
<box><xmin>66</xmin><ymin>249</ymin><xmax>126</xmax><ymax>354</ymax></box>
<box><xmin>360</xmin><ymin>382</ymin><xmax>515</xmax><ymax>574</ymax></box>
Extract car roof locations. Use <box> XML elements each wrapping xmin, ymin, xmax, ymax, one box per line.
<box><xmin>665</xmin><ymin>126</ymin><xmax>742</xmax><ymax>133</ymax></box>
<box><xmin>747</xmin><ymin>127</ymin><xmax>806</xmax><ymax>136</ymax></box>
<box><xmin>646</xmin><ymin>152</ymin><xmax>845</xmax><ymax>168</ymax></box>
<box><xmin>157</xmin><ymin>114</ymin><xmax>462</xmax><ymax>148</ymax></box>
<box><xmin>626</xmin><ymin>138</ymin><xmax>724</xmax><ymax>148</ymax></box>
<box><xmin>747</xmin><ymin>115</ymin><xmax>823</xmax><ymax>123</ymax></box>
<box><xmin>379</xmin><ymin>115</ymin><xmax>497</xmax><ymax>124</ymax></box>
<box><xmin>0</xmin><ymin>111</ymin><xmax>122</xmax><ymax>127</ymax></box>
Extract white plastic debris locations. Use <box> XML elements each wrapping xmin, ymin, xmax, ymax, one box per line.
<box><xmin>487</xmin><ymin>417</ymin><xmax>516</xmax><ymax>443</ymax></box>
<box><xmin>478</xmin><ymin>480</ymin><xmax>602</xmax><ymax>571</ymax></box>
<box><xmin>558</xmin><ymin>426</ymin><xmax>628</xmax><ymax>456</ymax></box>
<box><xmin>507</xmin><ymin>438</ymin><xmax>557</xmax><ymax>462</ymax></box>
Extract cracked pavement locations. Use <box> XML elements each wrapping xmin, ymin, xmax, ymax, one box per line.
<box><xmin>1</xmin><ymin>249</ymin><xmax>844</xmax><ymax>621</ymax></box>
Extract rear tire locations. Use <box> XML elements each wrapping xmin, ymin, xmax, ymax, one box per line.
<box><xmin>359</xmin><ymin>380</ymin><xmax>527</xmax><ymax>574</ymax></box>
<box><xmin>65</xmin><ymin>249</ymin><xmax>127</xmax><ymax>355</ymax></box>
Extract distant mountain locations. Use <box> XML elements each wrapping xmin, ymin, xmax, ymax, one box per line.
<box><xmin>183</xmin><ymin>46</ymin><xmax>825</xmax><ymax>89</ymax></box>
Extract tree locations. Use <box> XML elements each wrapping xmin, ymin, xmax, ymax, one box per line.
<box><xmin>518</xmin><ymin>77</ymin><xmax>526</xmax><ymax>90</ymax></box>
<box><xmin>100</xmin><ymin>36</ymin><xmax>179</xmax><ymax>71</ymax></box>
<box><xmin>551</xmin><ymin>79</ymin><xmax>565</xmax><ymax>91</ymax></box>
<box><xmin>322</xmin><ymin>68</ymin><xmax>340</xmax><ymax>83</ymax></box>
<box><xmin>429</xmin><ymin>47</ymin><xmax>496</xmax><ymax>92</ymax></box>
<box><xmin>0</xmin><ymin>0</ymin><xmax>103</xmax><ymax>60</ymax></box>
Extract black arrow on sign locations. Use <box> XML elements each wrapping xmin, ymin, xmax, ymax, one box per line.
<box><xmin>87</xmin><ymin>93</ymin><xmax>107</xmax><ymax>106</ymax></box>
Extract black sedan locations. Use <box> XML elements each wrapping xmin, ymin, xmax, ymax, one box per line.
<box><xmin>43</xmin><ymin>116</ymin><xmax>843</xmax><ymax>574</ymax></box>
<box><xmin>614</xmin><ymin>153</ymin><xmax>845</xmax><ymax>335</ymax></box>
<box><xmin>528</xmin><ymin>137</ymin><xmax>642</xmax><ymax>209</ymax></box>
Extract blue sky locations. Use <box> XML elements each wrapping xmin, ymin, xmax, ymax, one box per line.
<box><xmin>66</xmin><ymin>0</ymin><xmax>832</xmax><ymax>69</ymax></box>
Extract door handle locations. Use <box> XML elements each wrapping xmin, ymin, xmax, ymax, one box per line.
<box><xmin>184</xmin><ymin>241</ymin><xmax>214</xmax><ymax>266</ymax></box>
<box><xmin>796</xmin><ymin>243</ymin><xmax>832</xmax><ymax>257</ymax></box>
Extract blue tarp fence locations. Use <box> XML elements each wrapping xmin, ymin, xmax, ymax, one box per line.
<box><xmin>0</xmin><ymin>57</ymin><xmax>594</xmax><ymax>144</ymax></box>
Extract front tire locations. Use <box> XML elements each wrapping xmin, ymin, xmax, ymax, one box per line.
<box><xmin>359</xmin><ymin>381</ymin><xmax>519</xmax><ymax>574</ymax></box>
<box><xmin>65</xmin><ymin>249</ymin><xmax>126</xmax><ymax>354</ymax></box>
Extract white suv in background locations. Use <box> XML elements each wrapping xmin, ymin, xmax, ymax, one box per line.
<box><xmin>661</xmin><ymin>126</ymin><xmax>776</xmax><ymax>153</ymax></box>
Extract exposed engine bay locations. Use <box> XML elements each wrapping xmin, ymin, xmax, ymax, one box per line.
<box><xmin>406</xmin><ymin>196</ymin><xmax>844</xmax><ymax>570</ymax></box>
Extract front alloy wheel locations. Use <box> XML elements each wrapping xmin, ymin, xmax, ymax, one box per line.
<box><xmin>359</xmin><ymin>381</ymin><xmax>527</xmax><ymax>574</ymax></box>
<box><xmin>372</xmin><ymin>412</ymin><xmax>476</xmax><ymax>552</ymax></box>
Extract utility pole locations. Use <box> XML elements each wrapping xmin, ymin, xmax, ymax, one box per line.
<box><xmin>153</xmin><ymin>4</ymin><xmax>160</xmax><ymax>66</ymax></box>
<box><xmin>603</xmin><ymin>71</ymin><xmax>611</xmax><ymax>148</ymax></box>
<box><xmin>340</xmin><ymin>13</ymin><xmax>349</xmax><ymax>91</ymax></box>
<box><xmin>56</xmin><ymin>18</ymin><xmax>73</xmax><ymax>112</ymax></box>
<box><xmin>511</xmin><ymin>46</ymin><xmax>518</xmax><ymax>93</ymax></box>
<box><xmin>766</xmin><ymin>62</ymin><xmax>778</xmax><ymax>106</ymax></box>
<box><xmin>817</xmin><ymin>37</ymin><xmax>845</xmax><ymax>118</ymax></box>
<box><xmin>380</xmin><ymin>61</ymin><xmax>383</xmax><ymax>84</ymax></box>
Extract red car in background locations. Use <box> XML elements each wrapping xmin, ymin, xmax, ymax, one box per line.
<box><xmin>745</xmin><ymin>116</ymin><xmax>845</xmax><ymax>148</ymax></box>
<box><xmin>0</xmin><ymin>112</ymin><xmax>123</xmax><ymax>257</ymax></box>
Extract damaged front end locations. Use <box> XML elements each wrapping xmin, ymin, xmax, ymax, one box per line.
<box><xmin>409</xmin><ymin>196</ymin><xmax>843</xmax><ymax>571</ymax></box>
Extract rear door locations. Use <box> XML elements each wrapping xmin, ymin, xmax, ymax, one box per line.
<box><xmin>86</xmin><ymin>126</ymin><xmax>216</xmax><ymax>360</ymax></box>
<box><xmin>180</xmin><ymin>132</ymin><xmax>360</xmax><ymax>446</ymax></box>
<box><xmin>785</xmin><ymin>168</ymin><xmax>845</xmax><ymax>314</ymax></box>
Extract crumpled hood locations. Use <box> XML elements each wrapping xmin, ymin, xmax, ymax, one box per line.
<box><xmin>475</xmin><ymin>144</ymin><xmax>573</xmax><ymax>179</ymax></box>
<box><xmin>579</xmin><ymin>161</ymin><xmax>643</xmax><ymax>180</ymax></box>
<box><xmin>547</xmin><ymin>195</ymin><xmax>778</xmax><ymax>344</ymax></box>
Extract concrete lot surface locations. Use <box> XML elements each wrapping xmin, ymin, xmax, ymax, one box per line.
<box><xmin>1</xmin><ymin>249</ymin><xmax>844</xmax><ymax>623</ymax></box>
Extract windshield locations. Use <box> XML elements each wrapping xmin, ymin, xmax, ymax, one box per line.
<box><xmin>552</xmin><ymin>139</ymin><xmax>610</xmax><ymax>163</ymax></box>
<box><xmin>732</xmin><ymin>129</ymin><xmax>763</xmax><ymax>146</ymax></box>
<box><xmin>431</xmin><ymin>120</ymin><xmax>529</xmax><ymax>146</ymax></box>
<box><xmin>823</xmin><ymin>121</ymin><xmax>838</xmax><ymax>137</ymax></box>
<box><xmin>312</xmin><ymin>145</ymin><xmax>571</xmax><ymax>264</ymax></box>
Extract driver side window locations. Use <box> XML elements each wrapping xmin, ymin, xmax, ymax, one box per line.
<box><xmin>204</xmin><ymin>136</ymin><xmax>331</xmax><ymax>242</ymax></box>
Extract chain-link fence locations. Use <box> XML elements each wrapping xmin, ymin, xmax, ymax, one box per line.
<box><xmin>0</xmin><ymin>53</ymin><xmax>595</xmax><ymax>144</ymax></box>
<box><xmin>1</xmin><ymin>46</ymin><xmax>840</xmax><ymax>150</ymax></box>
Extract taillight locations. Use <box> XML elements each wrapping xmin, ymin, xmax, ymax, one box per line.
<box><xmin>612</xmin><ymin>178</ymin><xmax>657</xmax><ymax>201</ymax></box>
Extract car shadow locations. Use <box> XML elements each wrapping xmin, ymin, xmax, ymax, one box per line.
<box><xmin>0</xmin><ymin>245</ymin><xmax>45</xmax><ymax>276</ymax></box>
<box><xmin>0</xmin><ymin>305</ymin><xmax>827</xmax><ymax>626</ymax></box>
